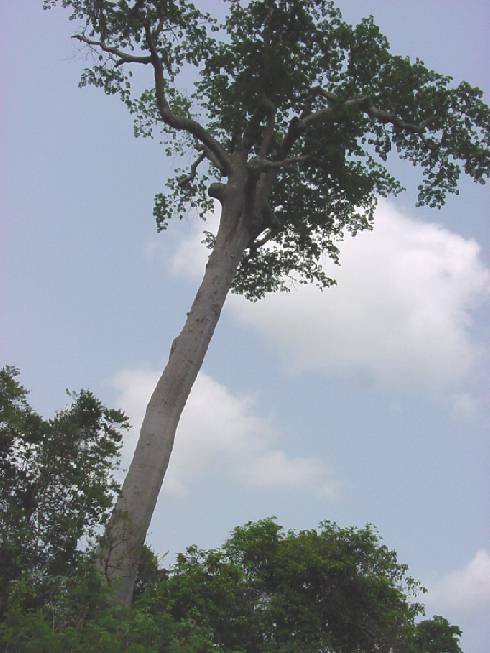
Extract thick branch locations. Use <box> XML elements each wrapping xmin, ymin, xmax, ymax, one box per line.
<box><xmin>73</xmin><ymin>34</ymin><xmax>152</xmax><ymax>65</ymax></box>
<box><xmin>144</xmin><ymin>25</ymin><xmax>232</xmax><ymax>175</ymax></box>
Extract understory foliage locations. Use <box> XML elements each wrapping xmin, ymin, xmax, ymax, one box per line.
<box><xmin>0</xmin><ymin>368</ymin><xmax>463</xmax><ymax>651</ymax></box>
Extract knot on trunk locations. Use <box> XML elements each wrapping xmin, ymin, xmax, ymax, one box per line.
<box><xmin>208</xmin><ymin>182</ymin><xmax>226</xmax><ymax>201</ymax></box>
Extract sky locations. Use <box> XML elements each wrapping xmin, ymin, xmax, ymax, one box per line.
<box><xmin>1</xmin><ymin>1</ymin><xmax>489</xmax><ymax>650</ymax></box>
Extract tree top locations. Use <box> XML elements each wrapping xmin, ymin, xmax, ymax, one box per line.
<box><xmin>45</xmin><ymin>0</ymin><xmax>489</xmax><ymax>299</ymax></box>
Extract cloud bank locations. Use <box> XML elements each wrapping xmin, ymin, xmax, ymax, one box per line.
<box><xmin>426</xmin><ymin>549</ymin><xmax>490</xmax><ymax>617</ymax></box>
<box><xmin>112</xmin><ymin>367</ymin><xmax>335</xmax><ymax>498</ymax></box>
<box><xmin>170</xmin><ymin>201</ymin><xmax>489</xmax><ymax>390</ymax></box>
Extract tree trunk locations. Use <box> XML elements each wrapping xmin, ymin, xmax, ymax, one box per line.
<box><xmin>97</xmin><ymin>187</ymin><xmax>251</xmax><ymax>604</ymax></box>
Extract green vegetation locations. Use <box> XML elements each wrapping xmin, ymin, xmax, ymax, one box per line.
<box><xmin>0</xmin><ymin>365</ymin><xmax>127</xmax><ymax>615</ymax></box>
<box><xmin>0</xmin><ymin>367</ymin><xmax>462</xmax><ymax>651</ymax></box>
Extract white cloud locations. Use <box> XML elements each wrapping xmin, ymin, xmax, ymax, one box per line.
<box><xmin>169</xmin><ymin>212</ymin><xmax>219</xmax><ymax>279</ymax></box>
<box><xmin>426</xmin><ymin>549</ymin><xmax>490</xmax><ymax>616</ymax></box>
<box><xmin>226</xmin><ymin>201</ymin><xmax>489</xmax><ymax>389</ymax></box>
<box><xmin>111</xmin><ymin>367</ymin><xmax>335</xmax><ymax>498</ymax></box>
<box><xmin>239</xmin><ymin>450</ymin><xmax>336</xmax><ymax>498</ymax></box>
<box><xmin>167</xmin><ymin>202</ymin><xmax>489</xmax><ymax>390</ymax></box>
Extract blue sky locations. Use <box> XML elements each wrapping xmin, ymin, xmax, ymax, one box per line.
<box><xmin>1</xmin><ymin>1</ymin><xmax>489</xmax><ymax>650</ymax></box>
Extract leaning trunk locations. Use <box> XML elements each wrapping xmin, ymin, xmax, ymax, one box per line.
<box><xmin>98</xmin><ymin>194</ymin><xmax>250</xmax><ymax>604</ymax></box>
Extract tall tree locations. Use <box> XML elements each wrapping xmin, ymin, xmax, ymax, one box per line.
<box><xmin>44</xmin><ymin>0</ymin><xmax>490</xmax><ymax>603</ymax></box>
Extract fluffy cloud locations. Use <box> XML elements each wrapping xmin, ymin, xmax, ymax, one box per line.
<box><xmin>426</xmin><ymin>549</ymin><xmax>490</xmax><ymax>616</ymax></box>
<box><xmin>238</xmin><ymin>450</ymin><xmax>335</xmax><ymax>497</ymax></box>
<box><xmin>169</xmin><ymin>212</ymin><xmax>219</xmax><ymax>279</ymax></box>
<box><xmin>170</xmin><ymin>202</ymin><xmax>489</xmax><ymax>390</ymax></box>
<box><xmin>111</xmin><ymin>367</ymin><xmax>335</xmax><ymax>498</ymax></box>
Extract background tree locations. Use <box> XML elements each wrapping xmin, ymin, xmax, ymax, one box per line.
<box><xmin>0</xmin><ymin>366</ymin><xmax>128</xmax><ymax>614</ymax></box>
<box><xmin>44</xmin><ymin>0</ymin><xmax>490</xmax><ymax>603</ymax></box>
<box><xmin>0</xmin><ymin>515</ymin><xmax>463</xmax><ymax>652</ymax></box>
<box><xmin>158</xmin><ymin>518</ymin><xmax>426</xmax><ymax>651</ymax></box>
<box><xmin>405</xmin><ymin>616</ymin><xmax>463</xmax><ymax>653</ymax></box>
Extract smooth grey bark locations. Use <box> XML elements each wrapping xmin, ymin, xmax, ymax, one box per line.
<box><xmin>97</xmin><ymin>177</ymin><xmax>251</xmax><ymax>604</ymax></box>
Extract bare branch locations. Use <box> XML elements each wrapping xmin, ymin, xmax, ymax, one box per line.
<box><xmin>72</xmin><ymin>34</ymin><xmax>152</xmax><ymax>65</ymax></box>
<box><xmin>178</xmin><ymin>151</ymin><xmax>206</xmax><ymax>187</ymax></box>
<box><xmin>143</xmin><ymin>24</ymin><xmax>232</xmax><ymax>175</ymax></box>
<box><xmin>277</xmin><ymin>89</ymin><xmax>337</xmax><ymax>157</ymax></box>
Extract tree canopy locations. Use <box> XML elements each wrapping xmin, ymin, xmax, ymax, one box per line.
<box><xmin>0</xmin><ymin>370</ymin><xmax>464</xmax><ymax>651</ymax></box>
<box><xmin>0</xmin><ymin>501</ymin><xmax>463</xmax><ymax>651</ymax></box>
<box><xmin>44</xmin><ymin>0</ymin><xmax>489</xmax><ymax>300</ymax></box>
<box><xmin>160</xmin><ymin>518</ymin><xmax>426</xmax><ymax>651</ymax></box>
